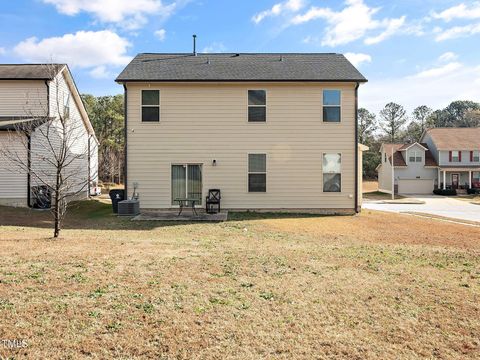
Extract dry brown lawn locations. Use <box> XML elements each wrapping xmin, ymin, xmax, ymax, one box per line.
<box><xmin>0</xmin><ymin>201</ymin><xmax>479</xmax><ymax>359</ymax></box>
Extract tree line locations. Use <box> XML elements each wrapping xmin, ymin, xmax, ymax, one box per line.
<box><xmin>81</xmin><ymin>94</ymin><xmax>124</xmax><ymax>185</ymax></box>
<box><xmin>359</xmin><ymin>100</ymin><xmax>480</xmax><ymax>179</ymax></box>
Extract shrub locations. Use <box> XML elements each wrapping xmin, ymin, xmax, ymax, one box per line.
<box><xmin>467</xmin><ymin>188</ymin><xmax>480</xmax><ymax>195</ymax></box>
<box><xmin>433</xmin><ymin>189</ymin><xmax>457</xmax><ymax>196</ymax></box>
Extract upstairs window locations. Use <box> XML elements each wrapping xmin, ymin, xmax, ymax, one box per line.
<box><xmin>142</xmin><ymin>90</ymin><xmax>160</xmax><ymax>122</ymax></box>
<box><xmin>323</xmin><ymin>90</ymin><xmax>341</xmax><ymax>122</ymax></box>
<box><xmin>450</xmin><ymin>150</ymin><xmax>460</xmax><ymax>162</ymax></box>
<box><xmin>323</xmin><ymin>153</ymin><xmax>341</xmax><ymax>192</ymax></box>
<box><xmin>472</xmin><ymin>150</ymin><xmax>479</xmax><ymax>162</ymax></box>
<box><xmin>248</xmin><ymin>154</ymin><xmax>266</xmax><ymax>192</ymax></box>
<box><xmin>409</xmin><ymin>151</ymin><xmax>422</xmax><ymax>163</ymax></box>
<box><xmin>248</xmin><ymin>90</ymin><xmax>266</xmax><ymax>122</ymax></box>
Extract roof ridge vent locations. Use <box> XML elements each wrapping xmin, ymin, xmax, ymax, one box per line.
<box><xmin>280</xmin><ymin>55</ymin><xmax>284</xmax><ymax>62</ymax></box>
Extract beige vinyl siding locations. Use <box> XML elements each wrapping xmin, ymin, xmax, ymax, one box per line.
<box><xmin>0</xmin><ymin>80</ymin><xmax>47</xmax><ymax>116</ymax></box>
<box><xmin>30</xmin><ymin>70</ymin><xmax>90</xmax><ymax>198</ymax></box>
<box><xmin>126</xmin><ymin>82</ymin><xmax>356</xmax><ymax>210</ymax></box>
<box><xmin>0</xmin><ymin>132</ymin><xmax>27</xmax><ymax>206</ymax></box>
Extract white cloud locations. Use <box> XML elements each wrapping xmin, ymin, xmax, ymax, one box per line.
<box><xmin>364</xmin><ymin>16</ymin><xmax>406</xmax><ymax>45</ymax></box>
<box><xmin>411</xmin><ymin>62</ymin><xmax>462</xmax><ymax>79</ymax></box>
<box><xmin>431</xmin><ymin>2</ymin><xmax>480</xmax><ymax>22</ymax></box>
<box><xmin>344</xmin><ymin>52</ymin><xmax>372</xmax><ymax>67</ymax></box>
<box><xmin>291</xmin><ymin>0</ymin><xmax>408</xmax><ymax>46</ymax></box>
<box><xmin>13</xmin><ymin>30</ymin><xmax>132</xmax><ymax>69</ymax></box>
<box><xmin>202</xmin><ymin>42</ymin><xmax>226</xmax><ymax>53</ymax></box>
<box><xmin>154</xmin><ymin>29</ymin><xmax>166</xmax><ymax>41</ymax></box>
<box><xmin>0</xmin><ymin>47</ymin><xmax>5</xmax><ymax>55</ymax></box>
<box><xmin>42</xmin><ymin>0</ymin><xmax>177</xmax><ymax>29</ymax></box>
<box><xmin>89</xmin><ymin>65</ymin><xmax>112</xmax><ymax>79</ymax></box>
<box><xmin>438</xmin><ymin>51</ymin><xmax>458</xmax><ymax>62</ymax></box>
<box><xmin>252</xmin><ymin>0</ymin><xmax>305</xmax><ymax>24</ymax></box>
<box><xmin>360</xmin><ymin>63</ymin><xmax>480</xmax><ymax>113</ymax></box>
<box><xmin>435</xmin><ymin>22</ymin><xmax>480</xmax><ymax>41</ymax></box>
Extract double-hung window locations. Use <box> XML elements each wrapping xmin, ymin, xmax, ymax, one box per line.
<box><xmin>248</xmin><ymin>90</ymin><xmax>266</xmax><ymax>122</ymax></box>
<box><xmin>323</xmin><ymin>153</ymin><xmax>341</xmax><ymax>192</ymax></box>
<box><xmin>409</xmin><ymin>151</ymin><xmax>422</xmax><ymax>163</ymax></box>
<box><xmin>451</xmin><ymin>150</ymin><xmax>460</xmax><ymax>162</ymax></box>
<box><xmin>323</xmin><ymin>90</ymin><xmax>341</xmax><ymax>122</ymax></box>
<box><xmin>472</xmin><ymin>150</ymin><xmax>479</xmax><ymax>162</ymax></box>
<box><xmin>248</xmin><ymin>154</ymin><xmax>266</xmax><ymax>192</ymax></box>
<box><xmin>142</xmin><ymin>90</ymin><xmax>160</xmax><ymax>122</ymax></box>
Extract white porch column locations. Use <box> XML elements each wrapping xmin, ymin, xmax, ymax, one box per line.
<box><xmin>437</xmin><ymin>168</ymin><xmax>440</xmax><ymax>188</ymax></box>
<box><xmin>443</xmin><ymin>170</ymin><xmax>446</xmax><ymax>190</ymax></box>
<box><xmin>469</xmin><ymin>170</ymin><xmax>472</xmax><ymax>188</ymax></box>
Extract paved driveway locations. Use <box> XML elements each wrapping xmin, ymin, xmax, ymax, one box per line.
<box><xmin>363</xmin><ymin>195</ymin><xmax>480</xmax><ymax>223</ymax></box>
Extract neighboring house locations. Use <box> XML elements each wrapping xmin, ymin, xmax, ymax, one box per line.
<box><xmin>116</xmin><ymin>53</ymin><xmax>368</xmax><ymax>213</ymax></box>
<box><xmin>0</xmin><ymin>64</ymin><xmax>98</xmax><ymax>207</ymax></box>
<box><xmin>421</xmin><ymin>128</ymin><xmax>480</xmax><ymax>191</ymax></box>
<box><xmin>377</xmin><ymin>142</ymin><xmax>438</xmax><ymax>194</ymax></box>
<box><xmin>377</xmin><ymin>128</ymin><xmax>480</xmax><ymax>194</ymax></box>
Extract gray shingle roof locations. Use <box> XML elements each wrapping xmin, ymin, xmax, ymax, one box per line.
<box><xmin>115</xmin><ymin>53</ymin><xmax>367</xmax><ymax>82</ymax></box>
<box><xmin>0</xmin><ymin>64</ymin><xmax>65</xmax><ymax>80</ymax></box>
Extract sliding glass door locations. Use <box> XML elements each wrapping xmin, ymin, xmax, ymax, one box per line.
<box><xmin>171</xmin><ymin>164</ymin><xmax>202</xmax><ymax>205</ymax></box>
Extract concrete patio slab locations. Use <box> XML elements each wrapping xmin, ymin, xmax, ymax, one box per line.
<box><xmin>132</xmin><ymin>210</ymin><xmax>228</xmax><ymax>221</ymax></box>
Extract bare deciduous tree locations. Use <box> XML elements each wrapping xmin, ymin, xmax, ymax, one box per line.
<box><xmin>0</xmin><ymin>64</ymin><xmax>96</xmax><ymax>238</ymax></box>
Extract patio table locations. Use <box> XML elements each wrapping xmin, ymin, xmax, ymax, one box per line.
<box><xmin>174</xmin><ymin>198</ymin><xmax>199</xmax><ymax>216</ymax></box>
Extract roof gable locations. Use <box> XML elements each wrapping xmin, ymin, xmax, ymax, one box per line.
<box><xmin>116</xmin><ymin>53</ymin><xmax>368</xmax><ymax>82</ymax></box>
<box><xmin>421</xmin><ymin>128</ymin><xmax>480</xmax><ymax>150</ymax></box>
<box><xmin>381</xmin><ymin>143</ymin><xmax>437</xmax><ymax>167</ymax></box>
<box><xmin>0</xmin><ymin>64</ymin><xmax>65</xmax><ymax>80</ymax></box>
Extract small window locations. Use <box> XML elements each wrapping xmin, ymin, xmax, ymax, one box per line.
<box><xmin>323</xmin><ymin>153</ymin><xmax>341</xmax><ymax>192</ymax></box>
<box><xmin>473</xmin><ymin>151</ymin><xmax>479</xmax><ymax>162</ymax></box>
<box><xmin>63</xmin><ymin>92</ymin><xmax>70</xmax><ymax>119</ymax></box>
<box><xmin>142</xmin><ymin>90</ymin><xmax>160</xmax><ymax>122</ymax></box>
<box><xmin>248</xmin><ymin>154</ymin><xmax>266</xmax><ymax>192</ymax></box>
<box><xmin>451</xmin><ymin>150</ymin><xmax>460</xmax><ymax>162</ymax></box>
<box><xmin>384</xmin><ymin>153</ymin><xmax>387</xmax><ymax>162</ymax></box>
<box><xmin>323</xmin><ymin>90</ymin><xmax>341</xmax><ymax>122</ymax></box>
<box><xmin>409</xmin><ymin>151</ymin><xmax>422</xmax><ymax>163</ymax></box>
<box><xmin>248</xmin><ymin>90</ymin><xmax>266</xmax><ymax>122</ymax></box>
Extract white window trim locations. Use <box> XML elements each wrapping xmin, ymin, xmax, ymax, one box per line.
<box><xmin>409</xmin><ymin>150</ymin><xmax>422</xmax><ymax>163</ymax></box>
<box><xmin>170</xmin><ymin>163</ymin><xmax>203</xmax><ymax>207</ymax></box>
<box><xmin>141</xmin><ymin>89</ymin><xmax>160</xmax><ymax>122</ymax></box>
<box><xmin>247</xmin><ymin>153</ymin><xmax>267</xmax><ymax>193</ymax></box>
<box><xmin>321</xmin><ymin>152</ymin><xmax>343</xmax><ymax>193</ymax></box>
<box><xmin>247</xmin><ymin>89</ymin><xmax>267</xmax><ymax>123</ymax></box>
<box><xmin>322</xmin><ymin>89</ymin><xmax>342</xmax><ymax>123</ymax></box>
<box><xmin>451</xmin><ymin>150</ymin><xmax>460</xmax><ymax>162</ymax></box>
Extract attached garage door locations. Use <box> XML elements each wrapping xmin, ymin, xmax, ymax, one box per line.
<box><xmin>398</xmin><ymin>179</ymin><xmax>434</xmax><ymax>194</ymax></box>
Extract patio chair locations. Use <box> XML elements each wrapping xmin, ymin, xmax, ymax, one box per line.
<box><xmin>206</xmin><ymin>189</ymin><xmax>221</xmax><ymax>214</ymax></box>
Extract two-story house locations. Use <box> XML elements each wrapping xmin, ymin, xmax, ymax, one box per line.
<box><xmin>421</xmin><ymin>128</ymin><xmax>480</xmax><ymax>191</ymax></box>
<box><xmin>0</xmin><ymin>64</ymin><xmax>98</xmax><ymax>207</ymax></box>
<box><xmin>116</xmin><ymin>53</ymin><xmax>368</xmax><ymax>213</ymax></box>
<box><xmin>377</xmin><ymin>128</ymin><xmax>480</xmax><ymax>194</ymax></box>
<box><xmin>377</xmin><ymin>142</ymin><xmax>438</xmax><ymax>194</ymax></box>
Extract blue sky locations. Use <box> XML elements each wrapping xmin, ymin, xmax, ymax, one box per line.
<box><xmin>1</xmin><ymin>0</ymin><xmax>479</xmax><ymax>113</ymax></box>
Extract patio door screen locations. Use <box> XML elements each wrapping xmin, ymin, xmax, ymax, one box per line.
<box><xmin>171</xmin><ymin>164</ymin><xmax>202</xmax><ymax>205</ymax></box>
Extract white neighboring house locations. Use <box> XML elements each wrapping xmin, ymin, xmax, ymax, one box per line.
<box><xmin>0</xmin><ymin>64</ymin><xmax>98</xmax><ymax>207</ymax></box>
<box><xmin>376</xmin><ymin>142</ymin><xmax>438</xmax><ymax>195</ymax></box>
<box><xmin>377</xmin><ymin>128</ymin><xmax>480</xmax><ymax>195</ymax></box>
